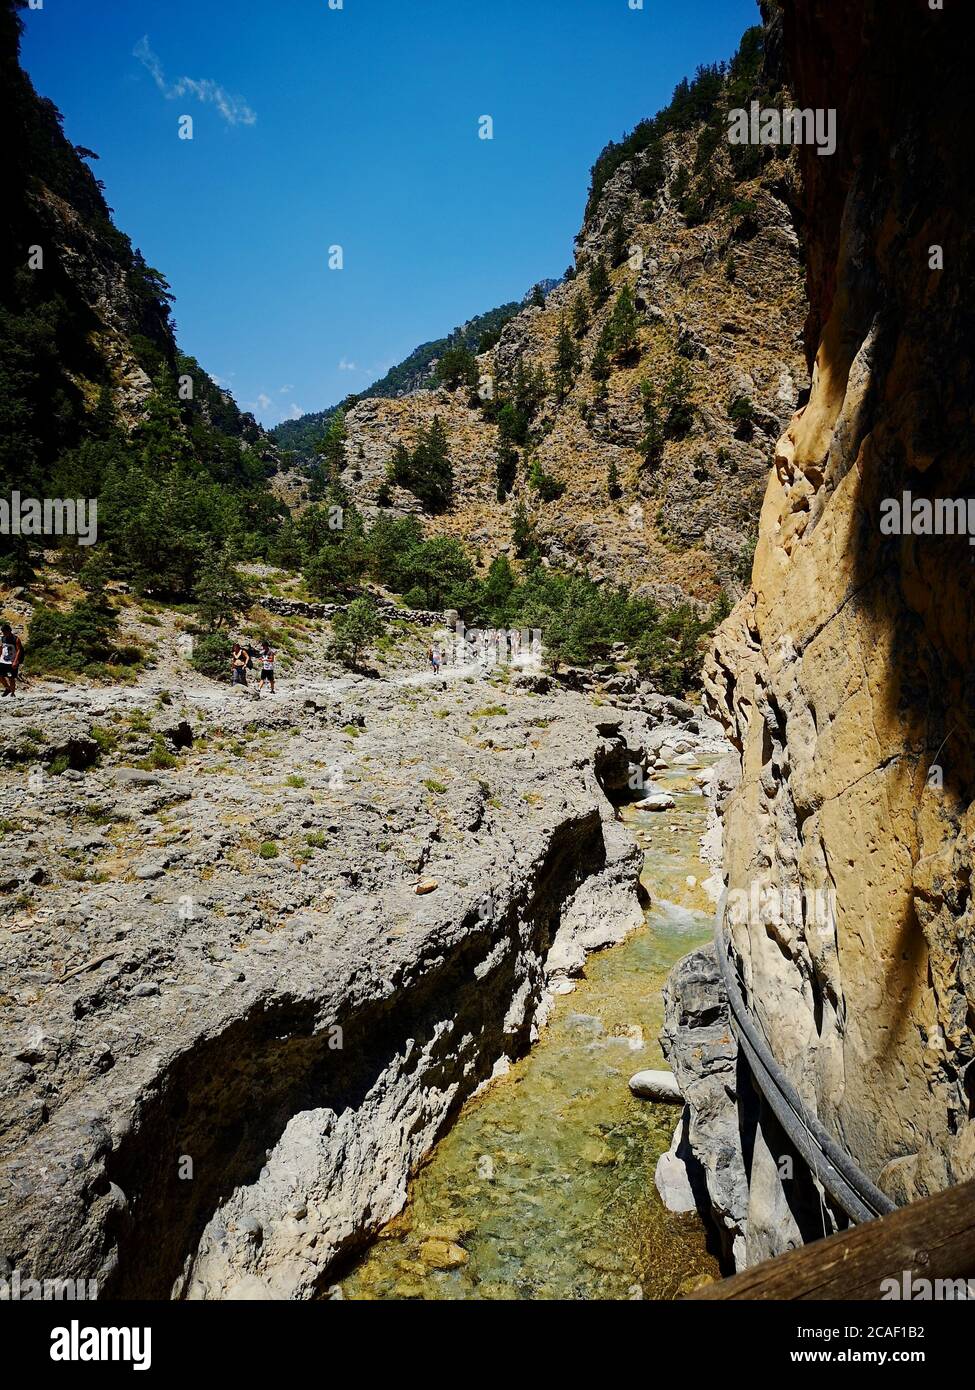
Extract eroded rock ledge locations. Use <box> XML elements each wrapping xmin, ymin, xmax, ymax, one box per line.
<box><xmin>0</xmin><ymin>676</ymin><xmax>689</xmax><ymax>1299</ymax></box>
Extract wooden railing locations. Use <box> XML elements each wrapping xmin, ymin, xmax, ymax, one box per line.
<box><xmin>687</xmin><ymin>1177</ymin><xmax>975</xmax><ymax>1300</ymax></box>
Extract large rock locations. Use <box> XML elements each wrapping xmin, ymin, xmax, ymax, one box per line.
<box><xmin>659</xmin><ymin>945</ymin><xmax>748</xmax><ymax>1266</ymax></box>
<box><xmin>629</xmin><ymin>1069</ymin><xmax>682</xmax><ymax>1103</ymax></box>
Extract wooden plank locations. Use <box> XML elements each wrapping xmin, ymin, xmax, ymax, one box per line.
<box><xmin>687</xmin><ymin>1177</ymin><xmax>975</xmax><ymax>1300</ymax></box>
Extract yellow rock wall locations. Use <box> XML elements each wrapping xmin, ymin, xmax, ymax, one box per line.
<box><xmin>703</xmin><ymin>0</ymin><xmax>975</xmax><ymax>1256</ymax></box>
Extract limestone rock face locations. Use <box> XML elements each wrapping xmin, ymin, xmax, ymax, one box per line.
<box><xmin>700</xmin><ymin>1</ymin><xmax>975</xmax><ymax>1261</ymax></box>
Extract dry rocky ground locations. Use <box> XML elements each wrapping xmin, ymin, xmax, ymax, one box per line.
<box><xmin>0</xmin><ymin>590</ymin><xmax>723</xmax><ymax>1299</ymax></box>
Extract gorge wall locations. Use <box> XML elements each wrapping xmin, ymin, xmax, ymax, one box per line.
<box><xmin>692</xmin><ymin>0</ymin><xmax>975</xmax><ymax>1264</ymax></box>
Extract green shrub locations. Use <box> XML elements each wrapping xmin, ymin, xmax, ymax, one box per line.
<box><xmin>728</xmin><ymin>394</ymin><xmax>756</xmax><ymax>431</ymax></box>
<box><xmin>662</xmin><ymin>362</ymin><xmax>695</xmax><ymax>438</ymax></box>
<box><xmin>328</xmin><ymin>598</ymin><xmax>387</xmax><ymax>669</ymax></box>
<box><xmin>27</xmin><ymin>599</ymin><xmax>120</xmax><ymax>675</ymax></box>
<box><xmin>528</xmin><ymin>459</ymin><xmax>566</xmax><ymax>502</ymax></box>
<box><xmin>138</xmin><ymin>737</ymin><xmax>177</xmax><ymax>771</ymax></box>
<box><xmin>91</xmin><ymin>726</ymin><xmax>117</xmax><ymax>756</ymax></box>
<box><xmin>190</xmin><ymin>633</ymin><xmax>232</xmax><ymax>681</ymax></box>
<box><xmin>389</xmin><ymin>416</ymin><xmax>453</xmax><ymax>513</ymax></box>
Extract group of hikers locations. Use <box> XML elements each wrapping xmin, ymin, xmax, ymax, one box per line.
<box><xmin>230</xmin><ymin>639</ymin><xmax>276</xmax><ymax>693</ymax></box>
<box><xmin>0</xmin><ymin>621</ymin><xmax>444</xmax><ymax>701</ymax></box>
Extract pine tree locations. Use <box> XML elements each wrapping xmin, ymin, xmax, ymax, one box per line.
<box><xmin>587</xmin><ymin>256</ymin><xmax>611</xmax><ymax>306</ymax></box>
<box><xmin>590</xmin><ymin>329</ymin><xmax>612</xmax><ymax>382</ymax></box>
<box><xmin>435</xmin><ymin>346</ymin><xmax>477</xmax><ymax>390</ymax></box>
<box><xmin>328</xmin><ymin>597</ymin><xmax>386</xmax><ymax>669</ymax></box>
<box><xmin>78</xmin><ymin>548</ymin><xmax>113</xmax><ymax>605</ymax></box>
<box><xmin>511</xmin><ymin>358</ymin><xmax>549</xmax><ymax>424</ymax></box>
<box><xmin>609</xmin><ymin>218</ymin><xmax>629</xmax><ymax>267</ymax></box>
<box><xmin>512</xmin><ymin>500</ymin><xmax>536</xmax><ymax>560</ymax></box>
<box><xmin>639</xmin><ymin>378</ymin><xmax>665</xmax><ymax>465</ymax></box>
<box><xmin>478</xmin><ymin>554</ymin><xmax>517</xmax><ymax>625</ymax></box>
<box><xmin>571</xmin><ymin>291</ymin><xmax>590</xmax><ymax>338</ymax></box>
<box><xmin>496</xmin><ymin>443</ymin><xmax>517</xmax><ymax>501</ymax></box>
<box><xmin>662</xmin><ymin>361</ymin><xmax>695</xmax><ymax>437</ymax></box>
<box><xmin>423</xmin><ymin>415</ymin><xmax>453</xmax><ymax>511</ymax></box>
<box><xmin>193</xmin><ymin>545</ymin><xmax>252</xmax><ymax>631</ymax></box>
<box><xmin>390</xmin><ymin>416</ymin><xmax>453</xmax><ymax>512</ymax></box>
<box><xmin>606</xmin><ymin>285</ymin><xmax>641</xmax><ymax>363</ymax></box>
<box><xmin>318</xmin><ymin>409</ymin><xmax>348</xmax><ymax>479</ymax></box>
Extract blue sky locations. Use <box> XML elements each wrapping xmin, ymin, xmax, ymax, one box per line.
<box><xmin>21</xmin><ymin>0</ymin><xmax>760</xmax><ymax>427</ymax></box>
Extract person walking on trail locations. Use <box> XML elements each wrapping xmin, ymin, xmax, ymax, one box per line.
<box><xmin>257</xmin><ymin>639</ymin><xmax>276</xmax><ymax>695</ymax></box>
<box><xmin>429</xmin><ymin>644</ymin><xmax>442</xmax><ymax>676</ymax></box>
<box><xmin>0</xmin><ymin>624</ymin><xmax>24</xmax><ymax>698</ymax></box>
<box><xmin>230</xmin><ymin>642</ymin><xmax>249</xmax><ymax>688</ymax></box>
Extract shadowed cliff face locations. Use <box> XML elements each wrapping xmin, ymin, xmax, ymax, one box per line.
<box><xmin>702</xmin><ymin>0</ymin><xmax>975</xmax><ymax>1260</ymax></box>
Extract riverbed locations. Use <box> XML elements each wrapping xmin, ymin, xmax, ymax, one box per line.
<box><xmin>337</xmin><ymin>762</ymin><xmax>719</xmax><ymax>1300</ymax></box>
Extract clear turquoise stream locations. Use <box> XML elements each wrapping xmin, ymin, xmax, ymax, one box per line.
<box><xmin>338</xmin><ymin>763</ymin><xmax>719</xmax><ymax>1300</ymax></box>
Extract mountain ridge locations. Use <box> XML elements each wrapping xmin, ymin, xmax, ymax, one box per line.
<box><xmin>271</xmin><ymin>282</ymin><xmax>562</xmax><ymax>460</ymax></box>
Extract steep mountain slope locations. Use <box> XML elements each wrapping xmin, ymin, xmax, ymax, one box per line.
<box><xmin>317</xmin><ymin>19</ymin><xmax>807</xmax><ymax>607</ymax></box>
<box><xmin>0</xmin><ymin>0</ymin><xmax>277</xmax><ymax>583</ymax></box>
<box><xmin>689</xmin><ymin>0</ymin><xmax>975</xmax><ymax>1264</ymax></box>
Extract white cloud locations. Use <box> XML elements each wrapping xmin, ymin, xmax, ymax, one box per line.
<box><xmin>278</xmin><ymin>385</ymin><xmax>294</xmax><ymax>395</ymax></box>
<box><xmin>134</xmin><ymin>36</ymin><xmax>257</xmax><ymax>127</ymax></box>
<box><xmin>338</xmin><ymin>358</ymin><xmax>357</xmax><ymax>372</ymax></box>
<box><xmin>255</xmin><ymin>393</ymin><xmax>273</xmax><ymax>411</ymax></box>
<box><xmin>287</xmin><ymin>404</ymin><xmax>304</xmax><ymax>419</ymax></box>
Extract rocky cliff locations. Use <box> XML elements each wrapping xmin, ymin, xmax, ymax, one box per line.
<box><xmin>690</xmin><ymin>0</ymin><xmax>975</xmax><ymax>1264</ymax></box>
<box><xmin>313</xmin><ymin>19</ymin><xmax>808</xmax><ymax>608</ymax></box>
